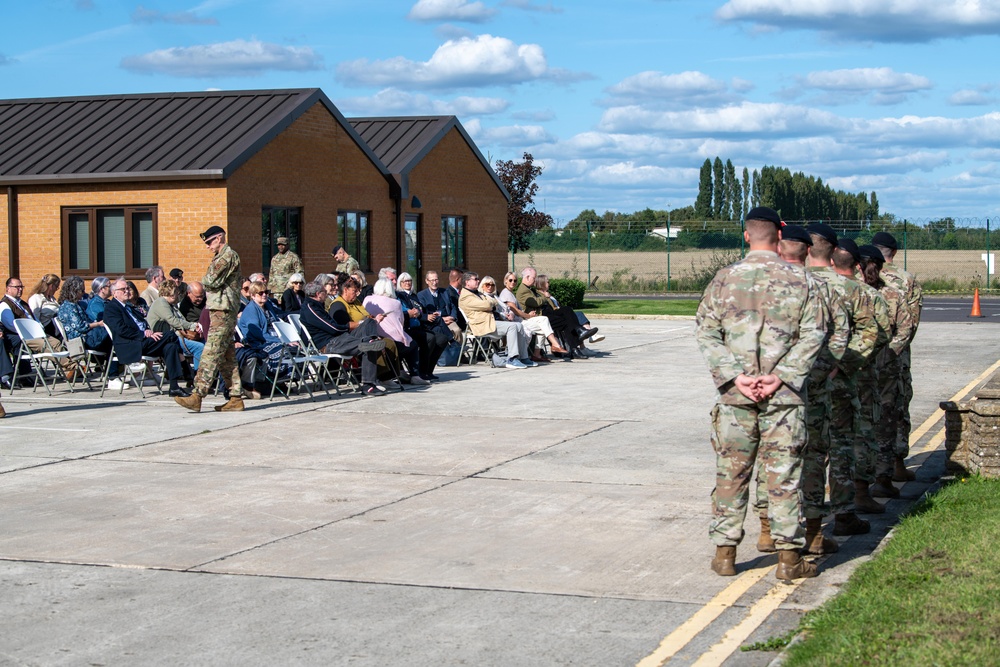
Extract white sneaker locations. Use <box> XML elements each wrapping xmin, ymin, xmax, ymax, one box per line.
<box><xmin>589</xmin><ymin>334</ymin><xmax>605</xmax><ymax>343</ymax></box>
<box><xmin>106</xmin><ymin>378</ymin><xmax>127</xmax><ymax>391</ymax></box>
<box><xmin>128</xmin><ymin>363</ymin><xmax>146</xmax><ymax>373</ymax></box>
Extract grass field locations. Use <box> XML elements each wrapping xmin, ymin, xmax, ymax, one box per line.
<box><xmin>516</xmin><ymin>249</ymin><xmax>999</xmax><ymax>293</ymax></box>
<box><xmin>582</xmin><ymin>299</ymin><xmax>699</xmax><ymax>316</ymax></box>
<box><xmin>781</xmin><ymin>476</ymin><xmax>1000</xmax><ymax>666</ymax></box>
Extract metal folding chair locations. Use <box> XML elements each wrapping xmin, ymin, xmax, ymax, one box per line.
<box><xmin>457</xmin><ymin>307</ymin><xmax>502</xmax><ymax>366</ymax></box>
<box><xmin>52</xmin><ymin>316</ymin><xmax>102</xmax><ymax>389</ymax></box>
<box><xmin>99</xmin><ymin>323</ymin><xmax>165</xmax><ymax>398</ymax></box>
<box><xmin>270</xmin><ymin>320</ymin><xmax>332</xmax><ymax>401</ymax></box>
<box><xmin>292</xmin><ymin>316</ymin><xmax>360</xmax><ymax>393</ymax></box>
<box><xmin>11</xmin><ymin>318</ymin><xmax>76</xmax><ymax>395</ymax></box>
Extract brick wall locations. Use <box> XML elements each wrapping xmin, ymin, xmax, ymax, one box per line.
<box><xmin>404</xmin><ymin>127</ymin><xmax>508</xmax><ymax>282</ymax></box>
<box><xmin>6</xmin><ymin>180</ymin><xmax>227</xmax><ymax>291</ymax></box>
<box><xmin>226</xmin><ymin>102</ymin><xmax>393</xmax><ymax>281</ymax></box>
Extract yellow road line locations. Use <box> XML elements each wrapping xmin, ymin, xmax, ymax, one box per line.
<box><xmin>908</xmin><ymin>357</ymin><xmax>1000</xmax><ymax>448</ymax></box>
<box><xmin>912</xmin><ymin>427</ymin><xmax>946</xmax><ymax>456</ymax></box>
<box><xmin>635</xmin><ymin>566</ymin><xmax>775</xmax><ymax>667</ymax></box>
<box><xmin>691</xmin><ymin>579</ymin><xmax>802</xmax><ymax>667</ymax></box>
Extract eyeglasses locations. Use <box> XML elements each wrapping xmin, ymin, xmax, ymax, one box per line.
<box><xmin>113</xmin><ymin>287</ymin><xmax>127</xmax><ymax>292</ymax></box>
<box><xmin>9</xmin><ymin>284</ymin><xmax>24</xmax><ymax>289</ymax></box>
<box><xmin>292</xmin><ymin>281</ymin><xmax>303</xmax><ymax>284</ymax></box>
<box><xmin>482</xmin><ymin>283</ymin><xmax>495</xmax><ymax>287</ymax></box>
<box><xmin>505</xmin><ymin>278</ymin><xmax>516</xmax><ymax>282</ymax></box>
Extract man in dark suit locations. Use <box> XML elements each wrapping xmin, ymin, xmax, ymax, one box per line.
<box><xmin>417</xmin><ymin>270</ymin><xmax>462</xmax><ymax>343</ymax></box>
<box><xmin>446</xmin><ymin>267</ymin><xmax>467</xmax><ymax>331</ymax></box>
<box><xmin>104</xmin><ymin>278</ymin><xmax>189</xmax><ymax>397</ymax></box>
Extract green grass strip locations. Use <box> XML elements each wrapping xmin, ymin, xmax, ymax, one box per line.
<box><xmin>783</xmin><ymin>476</ymin><xmax>1000</xmax><ymax>666</ymax></box>
<box><xmin>582</xmin><ymin>299</ymin><xmax>699</xmax><ymax>316</ymax></box>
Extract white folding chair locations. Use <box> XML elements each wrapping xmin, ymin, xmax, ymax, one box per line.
<box><xmin>271</xmin><ymin>320</ymin><xmax>332</xmax><ymax>401</ymax></box>
<box><xmin>52</xmin><ymin>316</ymin><xmax>102</xmax><ymax>389</ymax></box>
<box><xmin>11</xmin><ymin>318</ymin><xmax>75</xmax><ymax>395</ymax></box>
<box><xmin>293</xmin><ymin>317</ymin><xmax>359</xmax><ymax>393</ymax></box>
<box><xmin>99</xmin><ymin>323</ymin><xmax>164</xmax><ymax>398</ymax></box>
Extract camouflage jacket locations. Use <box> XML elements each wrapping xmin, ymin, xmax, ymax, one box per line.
<box><xmin>880</xmin><ymin>281</ymin><xmax>915</xmax><ymax>358</ymax></box>
<box><xmin>805</xmin><ymin>266</ymin><xmax>849</xmax><ymax>375</ymax></box>
<box><xmin>857</xmin><ymin>283</ymin><xmax>891</xmax><ymax>361</ymax></box>
<box><xmin>202</xmin><ymin>243</ymin><xmax>242</xmax><ymax>312</ymax></box>
<box><xmin>695</xmin><ymin>250</ymin><xmax>827</xmax><ymax>406</ymax></box>
<box><xmin>336</xmin><ymin>255</ymin><xmax>360</xmax><ymax>276</ymax></box>
<box><xmin>267</xmin><ymin>250</ymin><xmax>304</xmax><ymax>298</ymax></box>
<box><xmin>812</xmin><ymin>267</ymin><xmax>878</xmax><ymax>376</ymax></box>
<box><xmin>881</xmin><ymin>263</ymin><xmax>922</xmax><ymax>341</ymax></box>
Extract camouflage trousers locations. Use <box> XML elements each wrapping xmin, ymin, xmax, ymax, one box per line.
<box><xmin>711</xmin><ymin>402</ymin><xmax>806</xmax><ymax>550</ymax></box>
<box><xmin>854</xmin><ymin>362</ymin><xmax>881</xmax><ymax>484</ymax></box>
<box><xmin>896</xmin><ymin>347</ymin><xmax>913</xmax><ymax>457</ymax></box>
<box><xmin>193</xmin><ymin>309</ymin><xmax>241</xmax><ymax>398</ymax></box>
<box><xmin>876</xmin><ymin>350</ymin><xmax>903</xmax><ymax>477</ymax></box>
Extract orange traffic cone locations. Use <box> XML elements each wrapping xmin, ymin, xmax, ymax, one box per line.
<box><xmin>969</xmin><ymin>288</ymin><xmax>984</xmax><ymax>318</ymax></box>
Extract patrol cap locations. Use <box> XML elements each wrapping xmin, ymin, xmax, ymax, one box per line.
<box><xmin>199</xmin><ymin>225</ymin><xmax>225</xmax><ymax>242</ymax></box>
<box><xmin>331</xmin><ymin>244</ymin><xmax>343</xmax><ymax>256</ymax></box>
<box><xmin>806</xmin><ymin>222</ymin><xmax>838</xmax><ymax>247</ymax></box>
<box><xmin>169</xmin><ymin>268</ymin><xmax>183</xmax><ymax>280</ymax></box>
<box><xmin>871</xmin><ymin>231</ymin><xmax>898</xmax><ymax>250</ymax></box>
<box><xmin>276</xmin><ymin>236</ymin><xmax>289</xmax><ymax>245</ymax></box>
<box><xmin>837</xmin><ymin>238</ymin><xmax>861</xmax><ymax>264</ymax></box>
<box><xmin>745</xmin><ymin>206</ymin><xmax>783</xmax><ymax>228</ymax></box>
<box><xmin>780</xmin><ymin>224</ymin><xmax>812</xmax><ymax>245</ymax></box>
<box><xmin>858</xmin><ymin>244</ymin><xmax>885</xmax><ymax>266</ymax></box>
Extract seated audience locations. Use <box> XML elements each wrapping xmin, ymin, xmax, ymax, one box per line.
<box><xmin>363</xmin><ymin>278</ymin><xmax>427</xmax><ymax>385</ymax></box>
<box><xmin>299</xmin><ymin>280</ymin><xmax>387</xmax><ymax>396</ymax></box>
<box><xmin>237</xmin><ymin>281</ymin><xmax>286</xmax><ymax>393</ymax></box>
<box><xmin>28</xmin><ymin>274</ymin><xmax>61</xmax><ymax>336</ymax></box>
<box><xmin>516</xmin><ymin>267</ymin><xmax>598</xmax><ymax>358</ymax></box>
<box><xmin>417</xmin><ymin>270</ymin><xmax>462</xmax><ymax>342</ymax></box>
<box><xmin>495</xmin><ymin>273</ymin><xmax>568</xmax><ymax>361</ymax></box>
<box><xmin>180</xmin><ymin>281</ymin><xmax>206</xmax><ymax>323</ymax></box>
<box><xmin>536</xmin><ymin>273</ymin><xmax>599</xmax><ymax>357</ymax></box>
<box><xmin>125</xmin><ymin>281</ymin><xmax>149</xmax><ymax>318</ymax></box>
<box><xmin>103</xmin><ymin>278</ymin><xmax>188</xmax><ymax>397</ymax></box>
<box><xmin>397</xmin><ymin>272</ymin><xmax>448</xmax><ymax>381</ymax></box>
<box><xmin>147</xmin><ymin>279</ymin><xmax>204</xmax><ymax>371</ymax></box>
<box><xmin>2</xmin><ymin>275</ymin><xmax>77</xmax><ymax>383</ymax></box>
<box><xmin>57</xmin><ymin>276</ymin><xmax>113</xmax><ymax>358</ymax></box>
<box><xmin>458</xmin><ymin>271</ymin><xmax>535</xmax><ymax>369</ymax></box>
<box><xmin>281</xmin><ymin>273</ymin><xmax>306</xmax><ymax>313</ymax></box>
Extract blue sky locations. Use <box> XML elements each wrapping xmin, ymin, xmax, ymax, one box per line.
<box><xmin>2</xmin><ymin>0</ymin><xmax>999</xmax><ymax>224</ymax></box>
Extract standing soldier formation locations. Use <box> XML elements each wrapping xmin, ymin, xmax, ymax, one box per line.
<box><xmin>175</xmin><ymin>225</ymin><xmax>244</xmax><ymax>413</ymax></box>
<box><xmin>696</xmin><ymin>208</ymin><xmax>922</xmax><ymax>581</ymax></box>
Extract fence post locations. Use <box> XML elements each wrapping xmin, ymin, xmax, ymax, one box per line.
<box><xmin>587</xmin><ymin>220</ymin><xmax>592</xmax><ymax>287</ymax></box>
<box><xmin>988</xmin><ymin>218</ymin><xmax>991</xmax><ymax>291</ymax></box>
<box><xmin>903</xmin><ymin>219</ymin><xmax>908</xmax><ymax>271</ymax></box>
<box><xmin>666</xmin><ymin>212</ymin><xmax>671</xmax><ymax>293</ymax></box>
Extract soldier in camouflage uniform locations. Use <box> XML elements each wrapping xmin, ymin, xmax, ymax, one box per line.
<box><xmin>872</xmin><ymin>232</ymin><xmax>923</xmax><ymax>482</ymax></box>
<box><xmin>696</xmin><ymin>207</ymin><xmax>826</xmax><ymax>582</ymax></box>
<box><xmin>753</xmin><ymin>225</ymin><xmax>841</xmax><ymax>555</ymax></box>
<box><xmin>834</xmin><ymin>239</ymin><xmax>891</xmax><ymax>514</ymax></box>
<box><xmin>858</xmin><ymin>245</ymin><xmax>915</xmax><ymax>499</ymax></box>
<box><xmin>175</xmin><ymin>225</ymin><xmax>244</xmax><ymax>413</ymax></box>
<box><xmin>332</xmin><ymin>245</ymin><xmax>360</xmax><ymax>276</ymax></box>
<box><xmin>267</xmin><ymin>236</ymin><xmax>304</xmax><ymax>305</ymax></box>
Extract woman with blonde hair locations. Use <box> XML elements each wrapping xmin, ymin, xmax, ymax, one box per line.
<box><xmin>29</xmin><ymin>273</ymin><xmax>61</xmax><ymax>335</ymax></box>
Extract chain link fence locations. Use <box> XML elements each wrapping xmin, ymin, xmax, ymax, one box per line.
<box><xmin>510</xmin><ymin>218</ymin><xmax>998</xmax><ymax>294</ymax></box>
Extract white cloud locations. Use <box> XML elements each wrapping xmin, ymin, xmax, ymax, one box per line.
<box><xmin>337</xmin><ymin>88</ymin><xmax>509</xmax><ymax>116</ymax></box>
<box><xmin>337</xmin><ymin>34</ymin><xmax>578</xmax><ymax>90</ymax></box>
<box><xmin>511</xmin><ymin>109</ymin><xmax>556</xmax><ymax>122</ymax></box>
<box><xmin>804</xmin><ymin>68</ymin><xmax>931</xmax><ymax>94</ymax></box>
<box><xmin>131</xmin><ymin>5</ymin><xmax>218</xmax><ymax>25</ymax></box>
<box><xmin>588</xmin><ymin>162</ymin><xmax>677</xmax><ymax>187</ymax></box>
<box><xmin>468</xmin><ymin>122</ymin><xmax>555</xmax><ymax>146</ymax></box>
<box><xmin>598</xmin><ymin>101</ymin><xmax>846</xmax><ymax>137</ymax></box>
<box><xmin>121</xmin><ymin>39</ymin><xmax>322</xmax><ymax>77</ymax></box>
<box><xmin>604</xmin><ymin>70</ymin><xmax>741</xmax><ymax>107</ymax></box>
<box><xmin>407</xmin><ymin>0</ymin><xmax>496</xmax><ymax>23</ymax></box>
<box><xmin>716</xmin><ymin>0</ymin><xmax>1000</xmax><ymax>42</ymax></box>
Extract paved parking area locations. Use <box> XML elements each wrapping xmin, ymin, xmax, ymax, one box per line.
<box><xmin>1</xmin><ymin>318</ymin><xmax>997</xmax><ymax>666</ymax></box>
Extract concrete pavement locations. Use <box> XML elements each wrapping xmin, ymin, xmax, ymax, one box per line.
<box><xmin>0</xmin><ymin>318</ymin><xmax>997</xmax><ymax>666</ymax></box>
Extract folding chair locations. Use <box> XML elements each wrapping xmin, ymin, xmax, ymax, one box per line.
<box><xmin>99</xmin><ymin>323</ymin><xmax>165</xmax><ymax>398</ymax></box>
<box><xmin>457</xmin><ymin>307</ymin><xmax>502</xmax><ymax>366</ymax></box>
<box><xmin>292</xmin><ymin>316</ymin><xmax>361</xmax><ymax>393</ymax></box>
<box><xmin>11</xmin><ymin>318</ymin><xmax>76</xmax><ymax>395</ymax></box>
<box><xmin>52</xmin><ymin>316</ymin><xmax>102</xmax><ymax>389</ymax></box>
<box><xmin>270</xmin><ymin>320</ymin><xmax>332</xmax><ymax>401</ymax></box>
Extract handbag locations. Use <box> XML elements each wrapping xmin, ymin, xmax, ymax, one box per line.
<box><xmin>65</xmin><ymin>336</ymin><xmax>86</xmax><ymax>359</ymax></box>
<box><xmin>178</xmin><ymin>328</ymin><xmax>200</xmax><ymax>341</ymax></box>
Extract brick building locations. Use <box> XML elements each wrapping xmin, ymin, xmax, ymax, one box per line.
<box><xmin>0</xmin><ymin>88</ymin><xmax>509</xmax><ymax>292</ymax></box>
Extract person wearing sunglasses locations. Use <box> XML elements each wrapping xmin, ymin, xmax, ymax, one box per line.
<box><xmin>281</xmin><ymin>273</ymin><xmax>306</xmax><ymax>313</ymax></box>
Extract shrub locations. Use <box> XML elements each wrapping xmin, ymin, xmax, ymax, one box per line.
<box><xmin>549</xmin><ymin>278</ymin><xmax>587</xmax><ymax>308</ymax></box>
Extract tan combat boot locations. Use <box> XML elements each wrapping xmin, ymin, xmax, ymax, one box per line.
<box><xmin>803</xmin><ymin>517</ymin><xmax>839</xmax><ymax>555</ymax></box>
<box><xmin>893</xmin><ymin>456</ymin><xmax>916</xmax><ymax>482</ymax></box>
<box><xmin>833</xmin><ymin>512</ymin><xmax>871</xmax><ymax>536</ymax></box>
<box><xmin>870</xmin><ymin>475</ymin><xmax>900</xmax><ymax>499</ymax></box>
<box><xmin>757</xmin><ymin>516</ymin><xmax>776</xmax><ymax>553</ymax></box>
<box><xmin>174</xmin><ymin>393</ymin><xmax>203</xmax><ymax>413</ymax></box>
<box><xmin>214</xmin><ymin>396</ymin><xmax>245</xmax><ymax>412</ymax></box>
<box><xmin>854</xmin><ymin>482</ymin><xmax>886</xmax><ymax>514</ymax></box>
<box><xmin>776</xmin><ymin>549</ymin><xmax>818</xmax><ymax>582</ymax></box>
<box><xmin>711</xmin><ymin>546</ymin><xmax>737</xmax><ymax>576</ymax></box>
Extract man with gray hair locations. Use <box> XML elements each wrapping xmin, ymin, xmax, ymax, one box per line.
<box><xmin>140</xmin><ymin>266</ymin><xmax>164</xmax><ymax>309</ymax></box>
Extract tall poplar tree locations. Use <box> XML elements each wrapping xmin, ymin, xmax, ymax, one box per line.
<box><xmin>712</xmin><ymin>157</ymin><xmax>724</xmax><ymax>219</ymax></box>
<box><xmin>741</xmin><ymin>167</ymin><xmax>750</xmax><ymax>219</ymax></box>
<box><xmin>695</xmin><ymin>158</ymin><xmax>713</xmax><ymax>219</ymax></box>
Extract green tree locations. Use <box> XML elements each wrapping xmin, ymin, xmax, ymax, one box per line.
<box><xmin>494</xmin><ymin>152</ymin><xmax>554</xmax><ymax>252</ymax></box>
<box><xmin>741</xmin><ymin>167</ymin><xmax>750</xmax><ymax>219</ymax></box>
<box><xmin>712</xmin><ymin>157</ymin><xmax>724</xmax><ymax>219</ymax></box>
<box><xmin>695</xmin><ymin>159</ymin><xmax>713</xmax><ymax>218</ymax></box>
<box><xmin>725</xmin><ymin>159</ymin><xmax>738</xmax><ymax>221</ymax></box>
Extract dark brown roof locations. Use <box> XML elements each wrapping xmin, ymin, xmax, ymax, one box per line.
<box><xmin>0</xmin><ymin>88</ymin><xmax>386</xmax><ymax>185</ymax></box>
<box><xmin>349</xmin><ymin>116</ymin><xmax>508</xmax><ymax>200</ymax></box>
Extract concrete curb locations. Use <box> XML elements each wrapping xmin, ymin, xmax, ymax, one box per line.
<box><xmin>586</xmin><ymin>313</ymin><xmax>696</xmax><ymax>321</ymax></box>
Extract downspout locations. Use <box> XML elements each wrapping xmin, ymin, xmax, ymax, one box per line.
<box><xmin>7</xmin><ymin>186</ymin><xmax>18</xmax><ymax>278</ymax></box>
